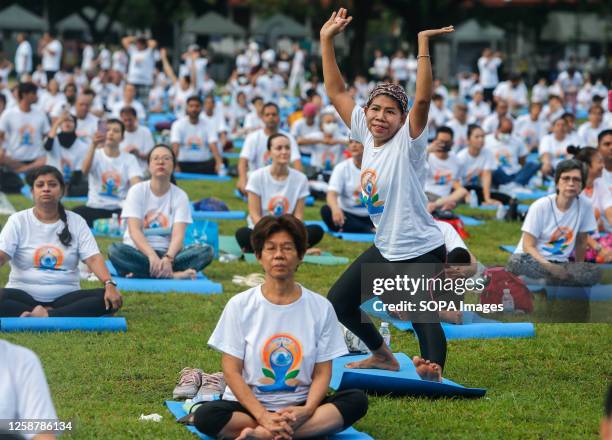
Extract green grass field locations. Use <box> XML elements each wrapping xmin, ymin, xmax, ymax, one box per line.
<box><xmin>1</xmin><ymin>179</ymin><xmax>611</xmax><ymax>440</ymax></box>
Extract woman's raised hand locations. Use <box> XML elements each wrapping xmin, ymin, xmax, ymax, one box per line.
<box><xmin>320</xmin><ymin>8</ymin><xmax>353</xmax><ymax>40</ymax></box>
<box><xmin>418</xmin><ymin>26</ymin><xmax>455</xmax><ymax>39</ymax></box>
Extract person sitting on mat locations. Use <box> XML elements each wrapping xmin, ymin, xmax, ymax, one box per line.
<box><xmin>170</xmin><ymin>95</ymin><xmax>224</xmax><ymax>175</ymax></box>
<box><xmin>191</xmin><ymin>215</ymin><xmax>368</xmax><ymax>439</ymax></box>
<box><xmin>308</xmin><ymin>110</ymin><xmax>349</xmax><ymax>174</ymax></box>
<box><xmin>108</xmin><ymin>144</ymin><xmax>214</xmax><ymax>279</ymax></box>
<box><xmin>44</xmin><ymin>111</ymin><xmax>90</xmax><ymax>197</ymax></box>
<box><xmin>507</xmin><ymin>159</ymin><xmax>601</xmax><ymax>286</ymax></box>
<box><xmin>320</xmin><ymin>138</ymin><xmax>374</xmax><ymax>233</ymax></box>
<box><xmin>72</xmin><ymin>118</ymin><xmax>141</xmax><ymax>227</ymax></box>
<box><xmin>0</xmin><ymin>165</ymin><xmax>123</xmax><ymax>318</ymax></box>
<box><xmin>236</xmin><ymin>133</ymin><xmax>324</xmax><ymax>253</ymax></box>
<box><xmin>456</xmin><ymin>124</ymin><xmax>507</xmax><ymax>205</ymax></box>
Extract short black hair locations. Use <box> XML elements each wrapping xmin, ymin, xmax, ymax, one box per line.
<box><xmin>186</xmin><ymin>95</ymin><xmax>202</xmax><ymax>105</ymax></box>
<box><xmin>447</xmin><ymin>248</ymin><xmax>471</xmax><ymax>264</ymax></box>
<box><xmin>554</xmin><ymin>159</ymin><xmax>587</xmax><ymax>189</ymax></box>
<box><xmin>467</xmin><ymin>124</ymin><xmax>482</xmax><ymax>139</ymax></box>
<box><xmin>267</xmin><ymin>133</ymin><xmax>289</xmax><ymax>151</ymax></box>
<box><xmin>17</xmin><ymin>82</ymin><xmax>37</xmax><ymax>99</ymax></box>
<box><xmin>106</xmin><ymin>118</ymin><xmax>125</xmax><ymax>136</ymax></box>
<box><xmin>119</xmin><ymin>106</ymin><xmax>137</xmax><ymax>117</ymax></box>
<box><xmin>435</xmin><ymin>126</ymin><xmax>454</xmax><ymax>140</ymax></box>
<box><xmin>263</xmin><ymin>102</ymin><xmax>279</xmax><ymax>113</ymax></box>
<box><xmin>598</xmin><ymin>129</ymin><xmax>612</xmax><ymax>145</ymax></box>
<box><xmin>251</xmin><ymin>214</ymin><xmax>307</xmax><ymax>260</ymax></box>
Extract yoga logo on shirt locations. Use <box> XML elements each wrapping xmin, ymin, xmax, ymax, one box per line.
<box><xmin>144</xmin><ymin>210</ymin><xmax>170</xmax><ymax>229</ymax></box>
<box><xmin>360</xmin><ymin>168</ymin><xmax>385</xmax><ymax>214</ymax></box>
<box><xmin>543</xmin><ymin>226</ymin><xmax>574</xmax><ymax>255</ymax></box>
<box><xmin>185</xmin><ymin>135</ymin><xmax>203</xmax><ymax>150</ymax></box>
<box><xmin>100</xmin><ymin>170</ymin><xmax>122</xmax><ymax>198</ymax></box>
<box><xmin>321</xmin><ymin>151</ymin><xmax>336</xmax><ymax>171</ymax></box>
<box><xmin>262</xmin><ymin>150</ymin><xmax>273</xmax><ymax>166</ymax></box>
<box><xmin>495</xmin><ymin>150</ymin><xmax>512</xmax><ymax>168</ymax></box>
<box><xmin>257</xmin><ymin>333</ymin><xmax>303</xmax><ymax>393</ymax></box>
<box><xmin>267</xmin><ymin>196</ymin><xmax>289</xmax><ymax>216</ymax></box>
<box><xmin>61</xmin><ymin>158</ymin><xmax>74</xmax><ymax>180</ymax></box>
<box><xmin>433</xmin><ymin>169</ymin><xmax>453</xmax><ymax>185</ymax></box>
<box><xmin>19</xmin><ymin>124</ymin><xmax>35</xmax><ymax>146</ymax></box>
<box><xmin>466</xmin><ymin>169</ymin><xmax>481</xmax><ymax>186</ymax></box>
<box><xmin>33</xmin><ymin>245</ymin><xmax>64</xmax><ymax>271</ymax></box>
<box><xmin>352</xmin><ymin>187</ymin><xmax>365</xmax><ymax>208</ymax></box>
<box><xmin>75</xmin><ymin>129</ymin><xmax>90</xmax><ymax>143</ymax></box>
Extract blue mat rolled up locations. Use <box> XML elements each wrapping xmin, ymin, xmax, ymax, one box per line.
<box><xmin>331</xmin><ymin>353</ymin><xmax>486</xmax><ymax>398</ymax></box>
<box><xmin>224</xmin><ymin>152</ymin><xmax>241</xmax><ymax>159</ymax></box>
<box><xmin>175</xmin><ymin>172</ymin><xmax>231</xmax><ymax>182</ymax></box>
<box><xmin>500</xmin><ymin>245</ymin><xmax>517</xmax><ymax>253</ymax></box>
<box><xmin>458</xmin><ymin>215</ymin><xmax>484</xmax><ymax>226</ymax></box>
<box><xmin>190</xmin><ymin>207</ymin><xmax>246</xmax><ymax>220</ymax></box>
<box><xmin>165</xmin><ymin>401</ymin><xmax>373</xmax><ymax>440</ymax></box>
<box><xmin>513</xmin><ymin>190</ymin><xmax>551</xmax><ymax>201</ymax></box>
<box><xmin>305</xmin><ymin>220</ymin><xmax>375</xmax><ymax>242</ymax></box>
<box><xmin>0</xmin><ymin>317</ymin><xmax>127</xmax><ymax>332</ymax></box>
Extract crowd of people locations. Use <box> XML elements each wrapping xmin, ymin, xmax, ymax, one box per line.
<box><xmin>0</xmin><ymin>8</ymin><xmax>611</xmax><ymax>439</ymax></box>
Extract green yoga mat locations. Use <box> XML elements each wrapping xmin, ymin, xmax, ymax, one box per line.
<box><xmin>219</xmin><ymin>235</ymin><xmax>349</xmax><ymax>265</ymax></box>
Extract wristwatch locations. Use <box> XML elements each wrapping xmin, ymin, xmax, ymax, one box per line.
<box><xmin>104</xmin><ymin>279</ymin><xmax>117</xmax><ymax>287</ymax></box>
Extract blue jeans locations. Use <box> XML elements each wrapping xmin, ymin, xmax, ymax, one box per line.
<box><xmin>493</xmin><ymin>162</ymin><xmax>540</xmax><ymax>186</ymax></box>
<box><xmin>108</xmin><ymin>243</ymin><xmax>214</xmax><ymax>278</ymax></box>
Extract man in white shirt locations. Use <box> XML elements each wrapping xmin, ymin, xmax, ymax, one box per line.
<box><xmin>424</xmin><ymin>127</ymin><xmax>468</xmax><ymax>212</ymax></box>
<box><xmin>237</xmin><ymin>103</ymin><xmax>302</xmax><ymax>194</ymax></box>
<box><xmin>371</xmin><ymin>49</ymin><xmax>389</xmax><ymax>80</ymax></box>
<box><xmin>39</xmin><ymin>32</ymin><xmax>62</xmax><ymax>83</ymax></box>
<box><xmin>170</xmin><ymin>96</ymin><xmax>223</xmax><ymax>175</ymax></box>
<box><xmin>447</xmin><ymin>103</ymin><xmax>469</xmax><ymax>152</ymax></box>
<box><xmin>478</xmin><ymin>48</ymin><xmax>502</xmax><ymax>103</ymax></box>
<box><xmin>14</xmin><ymin>33</ymin><xmax>33</xmax><ymax>78</ymax></box>
<box><xmin>390</xmin><ymin>50</ymin><xmax>410</xmax><ymax>86</ymax></box>
<box><xmin>514</xmin><ymin>102</ymin><xmax>544</xmax><ymax>151</ymax></box>
<box><xmin>119</xmin><ymin>106</ymin><xmax>154</xmax><ymax>173</ymax></box>
<box><xmin>578</xmin><ymin>105</ymin><xmax>608</xmax><ymax>147</ymax></box>
<box><xmin>482</xmin><ymin>99</ymin><xmax>514</xmax><ymax>134</ymax></box>
<box><xmin>291</xmin><ymin>102</ymin><xmax>320</xmax><ymax>156</ymax></box>
<box><xmin>121</xmin><ymin>36</ymin><xmax>157</xmax><ymax>108</ymax></box>
<box><xmin>493</xmin><ymin>73</ymin><xmax>528</xmax><ymax>114</ymax></box>
<box><xmin>200</xmin><ymin>94</ymin><xmax>229</xmax><ymax>152</ymax></box>
<box><xmin>81</xmin><ymin>42</ymin><xmax>95</xmax><ymax>73</ymax></box>
<box><xmin>110</xmin><ymin>83</ymin><xmax>146</xmax><ymax>121</ymax></box>
<box><xmin>540</xmin><ymin>95</ymin><xmax>565</xmax><ymax>132</ymax></box>
<box><xmin>0</xmin><ymin>82</ymin><xmax>49</xmax><ymax>180</ymax></box>
<box><xmin>598</xmin><ymin>129</ymin><xmax>612</xmax><ymax>189</ymax></box>
<box><xmin>427</xmin><ymin>94</ymin><xmax>452</xmax><ymax>140</ymax></box>
<box><xmin>467</xmin><ymin>89</ymin><xmax>491</xmax><ymax>125</ymax></box>
<box><xmin>557</xmin><ymin>66</ymin><xmax>583</xmax><ymax>112</ymax></box>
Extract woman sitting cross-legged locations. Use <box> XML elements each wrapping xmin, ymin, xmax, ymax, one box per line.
<box><xmin>235</xmin><ymin>133</ymin><xmax>324</xmax><ymax>253</ymax></box>
<box><xmin>192</xmin><ymin>215</ymin><xmax>368</xmax><ymax>440</ymax></box>
<box><xmin>0</xmin><ymin>166</ymin><xmax>123</xmax><ymax>317</ymax></box>
<box><xmin>108</xmin><ymin>144</ymin><xmax>214</xmax><ymax>279</ymax></box>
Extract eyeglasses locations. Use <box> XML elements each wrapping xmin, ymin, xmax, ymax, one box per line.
<box><xmin>559</xmin><ymin>176</ymin><xmax>582</xmax><ymax>183</ymax></box>
<box><xmin>151</xmin><ymin>156</ymin><xmax>173</xmax><ymax>162</ymax></box>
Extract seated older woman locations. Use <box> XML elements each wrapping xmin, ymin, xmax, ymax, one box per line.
<box><xmin>192</xmin><ymin>215</ymin><xmax>368</xmax><ymax>440</ymax></box>
<box><xmin>0</xmin><ymin>166</ymin><xmax>122</xmax><ymax>317</ymax></box>
<box><xmin>507</xmin><ymin>159</ymin><xmax>601</xmax><ymax>286</ymax></box>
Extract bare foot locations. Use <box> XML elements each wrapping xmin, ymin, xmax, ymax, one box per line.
<box><xmin>235</xmin><ymin>426</ymin><xmax>274</xmax><ymax>440</ymax></box>
<box><xmin>20</xmin><ymin>311</ymin><xmax>32</xmax><ymax>317</ymax></box>
<box><xmin>439</xmin><ymin>310</ymin><xmax>463</xmax><ymax>324</ymax></box>
<box><xmin>440</xmin><ymin>201</ymin><xmax>457</xmax><ymax>211</ymax></box>
<box><xmin>346</xmin><ymin>351</ymin><xmax>400</xmax><ymax>371</ymax></box>
<box><xmin>29</xmin><ymin>305</ymin><xmax>49</xmax><ymax>317</ymax></box>
<box><xmin>173</xmin><ymin>269</ymin><xmax>197</xmax><ymax>280</ymax></box>
<box><xmin>412</xmin><ymin>356</ymin><xmax>442</xmax><ymax>382</ymax></box>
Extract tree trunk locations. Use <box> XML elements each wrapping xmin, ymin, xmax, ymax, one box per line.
<box><xmin>347</xmin><ymin>1</ymin><xmax>373</xmax><ymax>78</ymax></box>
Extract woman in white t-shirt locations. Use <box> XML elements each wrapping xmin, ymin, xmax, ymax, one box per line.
<box><xmin>321</xmin><ymin>139</ymin><xmax>374</xmax><ymax>233</ymax></box>
<box><xmin>0</xmin><ymin>166</ymin><xmax>122</xmax><ymax>317</ymax></box>
<box><xmin>507</xmin><ymin>160</ymin><xmax>601</xmax><ymax>286</ymax></box>
<box><xmin>160</xmin><ymin>48</ymin><xmax>195</xmax><ymax>118</ymax></box>
<box><xmin>108</xmin><ymin>145</ymin><xmax>213</xmax><ymax>279</ymax></box>
<box><xmin>539</xmin><ymin>117</ymin><xmax>572</xmax><ymax>176</ymax></box>
<box><xmin>236</xmin><ymin>134</ymin><xmax>324</xmax><ymax>253</ymax></box>
<box><xmin>44</xmin><ymin>112</ymin><xmax>90</xmax><ymax>197</ymax></box>
<box><xmin>192</xmin><ymin>215</ymin><xmax>367</xmax><ymax>439</ymax></box>
<box><xmin>321</xmin><ymin>8</ymin><xmax>453</xmax><ymax>379</ymax></box>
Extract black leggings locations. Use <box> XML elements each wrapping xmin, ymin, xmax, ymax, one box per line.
<box><xmin>320</xmin><ymin>205</ymin><xmax>374</xmax><ymax>233</ymax></box>
<box><xmin>235</xmin><ymin>224</ymin><xmax>325</xmax><ymax>253</ymax></box>
<box><xmin>464</xmin><ymin>185</ymin><xmax>512</xmax><ymax>205</ymax></box>
<box><xmin>0</xmin><ymin>288</ymin><xmax>112</xmax><ymax>317</ymax></box>
<box><xmin>178</xmin><ymin>158</ymin><xmax>229</xmax><ymax>175</ymax></box>
<box><xmin>72</xmin><ymin>205</ymin><xmax>122</xmax><ymax>227</ymax></box>
<box><xmin>193</xmin><ymin>389</ymin><xmax>368</xmax><ymax>438</ymax></box>
<box><xmin>327</xmin><ymin>244</ymin><xmax>448</xmax><ymax>369</ymax></box>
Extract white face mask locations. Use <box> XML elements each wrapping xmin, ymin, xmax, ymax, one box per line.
<box><xmin>498</xmin><ymin>133</ymin><xmax>511</xmax><ymax>142</ymax></box>
<box><xmin>322</xmin><ymin>122</ymin><xmax>337</xmax><ymax>135</ymax></box>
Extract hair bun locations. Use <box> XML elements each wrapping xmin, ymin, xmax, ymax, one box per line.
<box><xmin>566</xmin><ymin>145</ymin><xmax>580</xmax><ymax>155</ymax></box>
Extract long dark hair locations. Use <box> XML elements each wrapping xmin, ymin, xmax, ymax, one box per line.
<box><xmin>26</xmin><ymin>166</ymin><xmax>72</xmax><ymax>247</ymax></box>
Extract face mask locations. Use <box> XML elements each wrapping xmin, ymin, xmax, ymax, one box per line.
<box><xmin>222</xmin><ymin>95</ymin><xmax>231</xmax><ymax>105</ymax></box>
<box><xmin>238</xmin><ymin>77</ymin><xmax>248</xmax><ymax>85</ymax></box>
<box><xmin>498</xmin><ymin>133</ymin><xmax>511</xmax><ymax>142</ymax></box>
<box><xmin>57</xmin><ymin>132</ymin><xmax>76</xmax><ymax>148</ymax></box>
<box><xmin>322</xmin><ymin>122</ymin><xmax>337</xmax><ymax>135</ymax></box>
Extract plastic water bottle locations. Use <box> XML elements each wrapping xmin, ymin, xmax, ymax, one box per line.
<box><xmin>469</xmin><ymin>189</ymin><xmax>479</xmax><ymax>208</ymax></box>
<box><xmin>547</xmin><ymin>178</ymin><xmax>555</xmax><ymax>194</ymax></box>
<box><xmin>502</xmin><ymin>288</ymin><xmax>515</xmax><ymax>313</ymax></box>
<box><xmin>496</xmin><ymin>204</ymin><xmax>507</xmax><ymax>220</ymax></box>
<box><xmin>218</xmin><ymin>164</ymin><xmax>227</xmax><ymax>177</ymax></box>
<box><xmin>379</xmin><ymin>322</ymin><xmax>391</xmax><ymax>348</ymax></box>
<box><xmin>110</xmin><ymin>213</ymin><xmax>119</xmax><ymax>237</ymax></box>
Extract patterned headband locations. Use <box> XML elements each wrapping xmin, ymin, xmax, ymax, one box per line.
<box><xmin>366</xmin><ymin>83</ymin><xmax>409</xmax><ymax>114</ymax></box>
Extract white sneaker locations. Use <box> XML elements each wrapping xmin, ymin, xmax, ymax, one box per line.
<box><xmin>173</xmin><ymin>368</ymin><xmax>203</xmax><ymax>400</ymax></box>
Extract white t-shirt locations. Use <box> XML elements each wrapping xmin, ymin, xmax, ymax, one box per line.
<box><xmin>246</xmin><ymin>166</ymin><xmax>309</xmax><ymax>228</ymax></box>
<box><xmin>121</xmin><ymin>182</ymin><xmax>192</xmax><ymax>252</ymax></box>
<box><xmin>478</xmin><ymin>56</ymin><xmax>501</xmax><ymax>88</ymax></box>
<box><xmin>582</xmin><ymin>178</ymin><xmax>612</xmax><ymax>234</ymax></box>
<box><xmin>0</xmin><ymin>209</ymin><xmax>100</xmax><ymax>301</ymax></box>
<box><xmin>240</xmin><ymin>129</ymin><xmax>301</xmax><ymax>172</ymax></box>
<box><xmin>0</xmin><ymin>340</ymin><xmax>57</xmax><ymax>439</ymax></box>
<box><xmin>81</xmin><ymin>45</ymin><xmax>95</xmax><ymax>71</ymax></box>
<box><xmin>538</xmin><ymin>134</ymin><xmax>572</xmax><ymax>167</ymax></box>
<box><xmin>112</xmin><ymin>50</ymin><xmax>128</xmax><ymax>73</ymax></box>
<box><xmin>110</xmin><ymin>99</ymin><xmax>146</xmax><ymax>121</ymax></box>
<box><xmin>514</xmin><ymin>194</ymin><xmax>597</xmax><ymax>261</ymax></box>
<box><xmin>42</xmin><ymin>40</ymin><xmax>62</xmax><ymax>71</ymax></box>
<box><xmin>484</xmin><ymin>133</ymin><xmax>528</xmax><ymax>174</ymax></box>
<box><xmin>0</xmin><ymin>107</ymin><xmax>49</xmax><ymax>161</ymax></box>
<box><xmin>456</xmin><ymin>147</ymin><xmax>497</xmax><ymax>186</ymax></box>
<box><xmin>373</xmin><ymin>56</ymin><xmax>390</xmax><ymax>78</ymax></box>
<box><xmin>493</xmin><ymin>81</ymin><xmax>528</xmax><ymax>107</ymax></box>
<box><xmin>482</xmin><ymin>113</ymin><xmax>515</xmax><ymax>134</ymax></box>
<box><xmin>244</xmin><ymin>111</ymin><xmax>264</xmax><ymax>131</ymax></box>
<box><xmin>208</xmin><ymin>285</ymin><xmax>348</xmax><ymax>411</ymax></box>
<box><xmin>577</xmin><ymin>121</ymin><xmax>606</xmax><ymax>147</ymax></box>
<box><xmin>390</xmin><ymin>57</ymin><xmax>409</xmax><ymax>81</ymax></box>
<box><xmin>119</xmin><ymin>125</ymin><xmax>155</xmax><ymax>172</ymax></box>
<box><xmin>38</xmin><ymin>91</ymin><xmax>66</xmax><ymax>115</ymax></box>
<box><xmin>200</xmin><ymin>110</ymin><xmax>229</xmax><ymax>136</ymax></box>
<box><xmin>87</xmin><ymin>149</ymin><xmax>141</xmax><ymax>209</ymax></box>
<box><xmin>168</xmin><ymin>85</ymin><xmax>195</xmax><ymax>118</ymax></box>
<box><xmin>74</xmin><ymin>113</ymin><xmax>99</xmax><ymax>146</ymax></box>
<box><xmin>127</xmin><ymin>46</ymin><xmax>155</xmax><ymax>86</ymax></box>
<box><xmin>436</xmin><ymin>220</ymin><xmax>467</xmax><ymax>252</ymax></box>
<box><xmin>46</xmin><ymin>137</ymin><xmax>90</xmax><ymax>179</ymax></box>
<box><xmin>447</xmin><ymin>118</ymin><xmax>469</xmax><ymax>151</ymax></box>
<box><xmin>350</xmin><ymin>105</ymin><xmax>444</xmax><ymax>260</ymax></box>
<box><xmin>425</xmin><ymin>153</ymin><xmax>463</xmax><ymax>197</ymax></box>
<box><xmin>514</xmin><ymin>114</ymin><xmax>544</xmax><ymax>148</ymax></box>
<box><xmin>170</xmin><ymin>116</ymin><xmax>218</xmax><ymax>162</ymax></box>
<box><xmin>467</xmin><ymin>100</ymin><xmax>491</xmax><ymax>125</ymax></box>
<box><xmin>308</xmin><ymin>131</ymin><xmax>347</xmax><ymax>171</ymax></box>
<box><xmin>15</xmin><ymin>40</ymin><xmax>33</xmax><ymax>73</ymax></box>
<box><xmin>290</xmin><ymin>118</ymin><xmax>320</xmax><ymax>156</ymax></box>
<box><xmin>328</xmin><ymin>158</ymin><xmax>368</xmax><ymax>217</ymax></box>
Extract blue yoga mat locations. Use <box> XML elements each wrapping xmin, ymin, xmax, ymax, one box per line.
<box><xmin>0</xmin><ymin>317</ymin><xmax>127</xmax><ymax>332</ymax></box>
<box><xmin>526</xmin><ymin>283</ymin><xmax>612</xmax><ymax>301</ymax></box>
<box><xmin>331</xmin><ymin>353</ymin><xmax>486</xmax><ymax>398</ymax></box>
<box><xmin>513</xmin><ymin>190</ymin><xmax>551</xmax><ymax>201</ymax></box>
<box><xmin>458</xmin><ymin>215</ymin><xmax>484</xmax><ymax>226</ymax></box>
<box><xmin>190</xmin><ymin>207</ymin><xmax>246</xmax><ymax>221</ymax></box>
<box><xmin>233</xmin><ymin>189</ymin><xmax>315</xmax><ymax>207</ymax></box>
<box><xmin>175</xmin><ymin>172</ymin><xmax>231</xmax><ymax>182</ymax></box>
<box><xmin>477</xmin><ymin>204</ymin><xmax>529</xmax><ymax>214</ymax></box>
<box><xmin>20</xmin><ymin>185</ymin><xmax>87</xmax><ymax>202</ymax></box>
<box><xmin>224</xmin><ymin>152</ymin><xmax>241</xmax><ymax>159</ymax></box>
<box><xmin>361</xmin><ymin>298</ymin><xmax>535</xmax><ymax>340</ymax></box>
<box><xmin>165</xmin><ymin>401</ymin><xmax>373</xmax><ymax>440</ymax></box>
<box><xmin>105</xmin><ymin>261</ymin><xmax>222</xmax><ymax>294</ymax></box>
<box><xmin>500</xmin><ymin>245</ymin><xmax>517</xmax><ymax>254</ymax></box>
<box><xmin>305</xmin><ymin>220</ymin><xmax>375</xmax><ymax>242</ymax></box>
